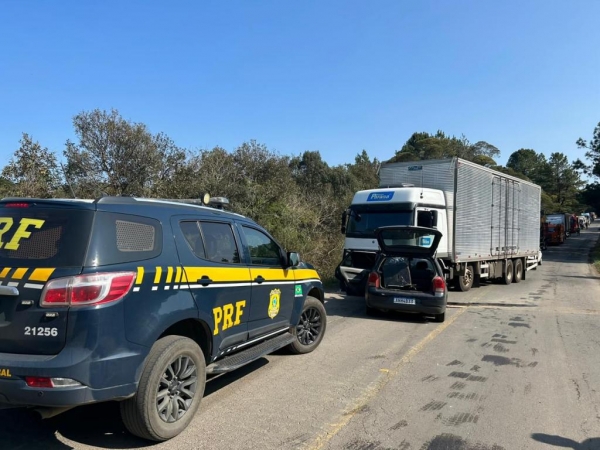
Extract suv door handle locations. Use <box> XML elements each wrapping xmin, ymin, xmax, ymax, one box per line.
<box><xmin>254</xmin><ymin>275</ymin><xmax>265</xmax><ymax>284</ymax></box>
<box><xmin>198</xmin><ymin>276</ymin><xmax>213</xmax><ymax>287</ymax></box>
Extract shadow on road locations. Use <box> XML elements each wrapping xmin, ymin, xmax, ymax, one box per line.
<box><xmin>553</xmin><ymin>274</ymin><xmax>600</xmax><ymax>280</ymax></box>
<box><xmin>324</xmin><ymin>294</ymin><xmax>433</xmax><ymax>324</ymax></box>
<box><xmin>0</xmin><ymin>402</ymin><xmax>147</xmax><ymax>450</ymax></box>
<box><xmin>0</xmin><ymin>358</ymin><xmax>272</xmax><ymax>450</ymax></box>
<box><xmin>531</xmin><ymin>433</ymin><xmax>600</xmax><ymax>449</ymax></box>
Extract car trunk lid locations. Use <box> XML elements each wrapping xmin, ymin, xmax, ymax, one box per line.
<box><xmin>375</xmin><ymin>226</ymin><xmax>442</xmax><ymax>258</ymax></box>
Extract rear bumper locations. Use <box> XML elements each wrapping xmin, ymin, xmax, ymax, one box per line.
<box><xmin>0</xmin><ymin>346</ymin><xmax>147</xmax><ymax>408</ymax></box>
<box><xmin>366</xmin><ymin>289</ymin><xmax>446</xmax><ymax>315</ymax></box>
<box><xmin>0</xmin><ymin>378</ymin><xmax>137</xmax><ymax>408</ymax></box>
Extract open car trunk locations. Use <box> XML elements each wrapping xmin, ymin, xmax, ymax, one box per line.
<box><xmin>379</xmin><ymin>256</ymin><xmax>436</xmax><ymax>294</ymax></box>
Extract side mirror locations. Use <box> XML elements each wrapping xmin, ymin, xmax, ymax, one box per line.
<box><xmin>287</xmin><ymin>252</ymin><xmax>300</xmax><ymax>267</ymax></box>
<box><xmin>341</xmin><ymin>210</ymin><xmax>347</xmax><ymax>234</ymax></box>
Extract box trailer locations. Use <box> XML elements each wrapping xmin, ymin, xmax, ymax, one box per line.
<box><xmin>336</xmin><ymin>157</ymin><xmax>542</xmax><ymax>294</ymax></box>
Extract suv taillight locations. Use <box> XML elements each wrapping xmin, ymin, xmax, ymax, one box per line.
<box><xmin>433</xmin><ymin>276</ymin><xmax>446</xmax><ymax>297</ymax></box>
<box><xmin>368</xmin><ymin>272</ymin><xmax>380</xmax><ymax>288</ymax></box>
<box><xmin>40</xmin><ymin>272</ymin><xmax>136</xmax><ymax>307</ymax></box>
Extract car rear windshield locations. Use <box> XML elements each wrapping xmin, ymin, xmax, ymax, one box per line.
<box><xmin>0</xmin><ymin>208</ymin><xmax>94</xmax><ymax>267</ymax></box>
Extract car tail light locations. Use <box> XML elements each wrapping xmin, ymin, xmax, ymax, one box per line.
<box><xmin>4</xmin><ymin>202</ymin><xmax>31</xmax><ymax>208</ymax></box>
<box><xmin>368</xmin><ymin>272</ymin><xmax>380</xmax><ymax>288</ymax></box>
<box><xmin>433</xmin><ymin>276</ymin><xmax>446</xmax><ymax>297</ymax></box>
<box><xmin>40</xmin><ymin>272</ymin><xmax>136</xmax><ymax>307</ymax></box>
<box><xmin>25</xmin><ymin>377</ymin><xmax>82</xmax><ymax>388</ymax></box>
<box><xmin>25</xmin><ymin>377</ymin><xmax>53</xmax><ymax>388</ymax></box>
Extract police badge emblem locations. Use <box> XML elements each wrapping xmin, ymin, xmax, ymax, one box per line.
<box><xmin>268</xmin><ymin>288</ymin><xmax>281</xmax><ymax>319</ymax></box>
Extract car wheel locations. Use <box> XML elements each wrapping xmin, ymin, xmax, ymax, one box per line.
<box><xmin>457</xmin><ymin>265</ymin><xmax>474</xmax><ymax>292</ymax></box>
<box><xmin>513</xmin><ymin>259</ymin><xmax>523</xmax><ymax>283</ymax></box>
<box><xmin>503</xmin><ymin>260</ymin><xmax>513</xmax><ymax>285</ymax></box>
<box><xmin>433</xmin><ymin>312</ymin><xmax>445</xmax><ymax>323</ymax></box>
<box><xmin>287</xmin><ymin>296</ymin><xmax>327</xmax><ymax>355</ymax></box>
<box><xmin>121</xmin><ymin>336</ymin><xmax>206</xmax><ymax>442</ymax></box>
<box><xmin>345</xmin><ymin>284</ymin><xmax>360</xmax><ymax>297</ymax></box>
<box><xmin>366</xmin><ymin>305</ymin><xmax>377</xmax><ymax>316</ymax></box>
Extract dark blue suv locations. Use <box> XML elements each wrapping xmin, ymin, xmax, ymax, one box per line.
<box><xmin>0</xmin><ymin>196</ymin><xmax>326</xmax><ymax>441</ymax></box>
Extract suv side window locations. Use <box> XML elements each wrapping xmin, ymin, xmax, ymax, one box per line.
<box><xmin>242</xmin><ymin>226</ymin><xmax>282</xmax><ymax>266</ymax></box>
<box><xmin>180</xmin><ymin>221</ymin><xmax>206</xmax><ymax>259</ymax></box>
<box><xmin>201</xmin><ymin>222</ymin><xmax>240</xmax><ymax>264</ymax></box>
<box><xmin>179</xmin><ymin>221</ymin><xmax>240</xmax><ymax>264</ymax></box>
<box><xmin>86</xmin><ymin>212</ymin><xmax>162</xmax><ymax>266</ymax></box>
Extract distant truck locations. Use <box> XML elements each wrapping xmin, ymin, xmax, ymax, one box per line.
<box><xmin>545</xmin><ymin>214</ymin><xmax>567</xmax><ymax>244</ymax></box>
<box><xmin>336</xmin><ymin>157</ymin><xmax>542</xmax><ymax>294</ymax></box>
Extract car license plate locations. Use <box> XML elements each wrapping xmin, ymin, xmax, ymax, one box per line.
<box><xmin>393</xmin><ymin>297</ymin><xmax>416</xmax><ymax>305</ymax></box>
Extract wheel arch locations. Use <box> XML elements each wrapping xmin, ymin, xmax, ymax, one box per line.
<box><xmin>158</xmin><ymin>318</ymin><xmax>213</xmax><ymax>365</ymax></box>
<box><xmin>308</xmin><ymin>287</ymin><xmax>324</xmax><ymax>303</ymax></box>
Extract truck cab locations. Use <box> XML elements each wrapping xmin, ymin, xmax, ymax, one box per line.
<box><xmin>336</xmin><ymin>186</ymin><xmax>447</xmax><ymax>296</ymax></box>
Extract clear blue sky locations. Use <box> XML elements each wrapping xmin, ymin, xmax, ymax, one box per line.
<box><xmin>1</xmin><ymin>1</ymin><xmax>599</xmax><ymax>168</ymax></box>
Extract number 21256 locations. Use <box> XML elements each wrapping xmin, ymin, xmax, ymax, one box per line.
<box><xmin>24</xmin><ymin>327</ymin><xmax>58</xmax><ymax>337</ymax></box>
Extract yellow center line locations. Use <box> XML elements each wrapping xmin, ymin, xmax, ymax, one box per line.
<box><xmin>304</xmin><ymin>307</ymin><xmax>466</xmax><ymax>450</ymax></box>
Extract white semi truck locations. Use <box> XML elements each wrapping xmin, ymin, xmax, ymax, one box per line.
<box><xmin>336</xmin><ymin>157</ymin><xmax>542</xmax><ymax>295</ymax></box>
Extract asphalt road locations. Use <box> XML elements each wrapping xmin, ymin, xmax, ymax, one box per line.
<box><xmin>3</xmin><ymin>224</ymin><xmax>600</xmax><ymax>450</ymax></box>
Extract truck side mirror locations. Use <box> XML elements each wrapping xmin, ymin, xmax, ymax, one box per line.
<box><xmin>287</xmin><ymin>252</ymin><xmax>300</xmax><ymax>267</ymax></box>
<box><xmin>341</xmin><ymin>210</ymin><xmax>347</xmax><ymax>234</ymax></box>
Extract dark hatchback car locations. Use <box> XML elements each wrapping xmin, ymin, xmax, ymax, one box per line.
<box><xmin>365</xmin><ymin>226</ymin><xmax>447</xmax><ymax>323</ymax></box>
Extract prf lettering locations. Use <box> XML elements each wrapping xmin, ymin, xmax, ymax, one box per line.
<box><xmin>213</xmin><ymin>300</ymin><xmax>246</xmax><ymax>335</ymax></box>
<box><xmin>0</xmin><ymin>368</ymin><xmax>11</xmax><ymax>378</ymax></box>
<box><xmin>0</xmin><ymin>218</ymin><xmax>45</xmax><ymax>250</ymax></box>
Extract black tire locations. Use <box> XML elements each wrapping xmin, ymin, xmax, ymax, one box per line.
<box><xmin>345</xmin><ymin>284</ymin><xmax>359</xmax><ymax>297</ymax></box>
<box><xmin>120</xmin><ymin>336</ymin><xmax>206</xmax><ymax>442</ymax></box>
<box><xmin>433</xmin><ymin>312</ymin><xmax>446</xmax><ymax>323</ymax></box>
<box><xmin>287</xmin><ymin>296</ymin><xmax>327</xmax><ymax>355</ymax></box>
<box><xmin>457</xmin><ymin>265</ymin><xmax>474</xmax><ymax>292</ymax></box>
<box><xmin>502</xmin><ymin>260</ymin><xmax>513</xmax><ymax>285</ymax></box>
<box><xmin>366</xmin><ymin>304</ymin><xmax>377</xmax><ymax>316</ymax></box>
<box><xmin>513</xmin><ymin>259</ymin><xmax>523</xmax><ymax>283</ymax></box>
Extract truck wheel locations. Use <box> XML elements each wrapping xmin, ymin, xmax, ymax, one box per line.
<box><xmin>513</xmin><ymin>259</ymin><xmax>523</xmax><ymax>283</ymax></box>
<box><xmin>502</xmin><ymin>260</ymin><xmax>513</xmax><ymax>285</ymax></box>
<box><xmin>287</xmin><ymin>296</ymin><xmax>327</xmax><ymax>354</ymax></box>
<box><xmin>433</xmin><ymin>312</ymin><xmax>445</xmax><ymax>323</ymax></box>
<box><xmin>120</xmin><ymin>336</ymin><xmax>206</xmax><ymax>442</ymax></box>
<box><xmin>457</xmin><ymin>265</ymin><xmax>474</xmax><ymax>292</ymax></box>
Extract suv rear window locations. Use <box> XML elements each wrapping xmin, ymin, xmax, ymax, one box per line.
<box><xmin>86</xmin><ymin>212</ymin><xmax>162</xmax><ymax>266</ymax></box>
<box><xmin>0</xmin><ymin>208</ymin><xmax>94</xmax><ymax>267</ymax></box>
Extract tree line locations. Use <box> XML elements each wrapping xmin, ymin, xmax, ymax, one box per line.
<box><xmin>1</xmin><ymin>108</ymin><xmax>597</xmax><ymax>282</ymax></box>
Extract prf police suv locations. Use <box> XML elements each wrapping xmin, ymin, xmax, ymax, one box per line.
<box><xmin>0</xmin><ymin>196</ymin><xmax>326</xmax><ymax>441</ymax></box>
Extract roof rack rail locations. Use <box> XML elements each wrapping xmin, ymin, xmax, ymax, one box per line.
<box><xmin>93</xmin><ymin>195</ymin><xmax>231</xmax><ymax>210</ymax></box>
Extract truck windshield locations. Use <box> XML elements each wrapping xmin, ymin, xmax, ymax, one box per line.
<box><xmin>346</xmin><ymin>209</ymin><xmax>412</xmax><ymax>238</ymax></box>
